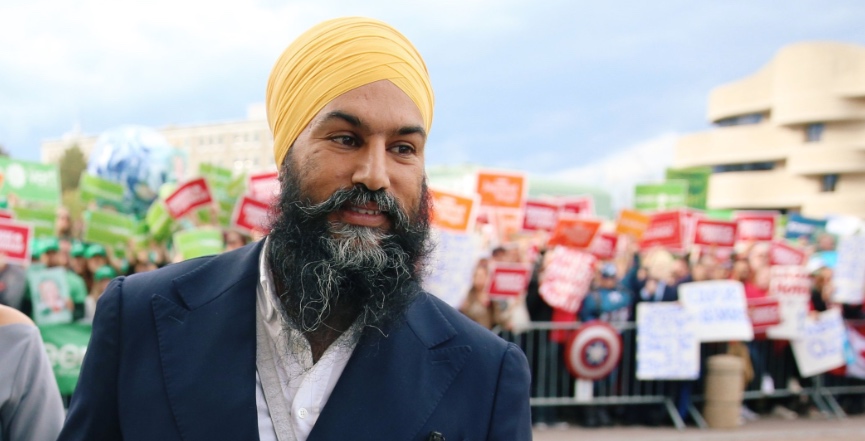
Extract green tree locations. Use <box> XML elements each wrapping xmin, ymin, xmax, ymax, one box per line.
<box><xmin>59</xmin><ymin>144</ymin><xmax>88</xmax><ymax>192</ymax></box>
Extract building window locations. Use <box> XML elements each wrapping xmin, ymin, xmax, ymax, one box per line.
<box><xmin>805</xmin><ymin>123</ymin><xmax>824</xmax><ymax>143</ymax></box>
<box><xmin>712</xmin><ymin>162</ymin><xmax>776</xmax><ymax>173</ymax></box>
<box><xmin>821</xmin><ymin>174</ymin><xmax>839</xmax><ymax>192</ymax></box>
<box><xmin>716</xmin><ymin>113</ymin><xmax>763</xmax><ymax>127</ymax></box>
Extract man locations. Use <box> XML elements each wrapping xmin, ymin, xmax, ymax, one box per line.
<box><xmin>60</xmin><ymin>17</ymin><xmax>531</xmax><ymax>441</ymax></box>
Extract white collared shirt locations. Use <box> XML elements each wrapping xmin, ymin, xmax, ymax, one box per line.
<box><xmin>256</xmin><ymin>238</ymin><xmax>359</xmax><ymax>441</ymax></box>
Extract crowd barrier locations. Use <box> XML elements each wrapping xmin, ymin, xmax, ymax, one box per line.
<box><xmin>496</xmin><ymin>320</ymin><xmax>865</xmax><ymax>430</ymax></box>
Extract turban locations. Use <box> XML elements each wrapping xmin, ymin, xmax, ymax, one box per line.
<box><xmin>266</xmin><ymin>17</ymin><xmax>435</xmax><ymax>167</ymax></box>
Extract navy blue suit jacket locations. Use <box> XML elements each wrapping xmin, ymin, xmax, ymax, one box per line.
<box><xmin>58</xmin><ymin>241</ymin><xmax>532</xmax><ymax>441</ymax></box>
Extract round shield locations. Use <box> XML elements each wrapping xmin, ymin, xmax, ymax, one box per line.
<box><xmin>565</xmin><ymin>320</ymin><xmax>623</xmax><ymax>380</ymax></box>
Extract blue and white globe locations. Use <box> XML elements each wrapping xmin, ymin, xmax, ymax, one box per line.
<box><xmin>87</xmin><ymin>126</ymin><xmax>186</xmax><ymax>216</ymax></box>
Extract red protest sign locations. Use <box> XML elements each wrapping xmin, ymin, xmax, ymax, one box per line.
<box><xmin>769</xmin><ymin>241</ymin><xmax>806</xmax><ymax>266</ymax></box>
<box><xmin>248</xmin><ymin>171</ymin><xmax>280</xmax><ymax>204</ymax></box>
<box><xmin>735</xmin><ymin>211</ymin><xmax>777</xmax><ymax>242</ymax></box>
<box><xmin>640</xmin><ymin>210</ymin><xmax>684</xmax><ymax>250</ymax></box>
<box><xmin>769</xmin><ymin>265</ymin><xmax>811</xmax><ymax>297</ymax></box>
<box><xmin>559</xmin><ymin>196</ymin><xmax>595</xmax><ymax>218</ymax></box>
<box><xmin>589</xmin><ymin>232</ymin><xmax>618</xmax><ymax>260</ymax></box>
<box><xmin>0</xmin><ymin>220</ymin><xmax>32</xmax><ymax>266</ymax></box>
<box><xmin>747</xmin><ymin>297</ymin><xmax>782</xmax><ymax>334</ymax></box>
<box><xmin>232</xmin><ymin>196</ymin><xmax>272</xmax><ymax>234</ymax></box>
<box><xmin>522</xmin><ymin>200</ymin><xmax>560</xmax><ymax>232</ymax></box>
<box><xmin>548</xmin><ymin>217</ymin><xmax>602</xmax><ymax>249</ymax></box>
<box><xmin>692</xmin><ymin>219</ymin><xmax>737</xmax><ymax>248</ymax></box>
<box><xmin>0</xmin><ymin>209</ymin><xmax>12</xmax><ymax>220</ymax></box>
<box><xmin>539</xmin><ymin>247</ymin><xmax>597</xmax><ymax>313</ymax></box>
<box><xmin>164</xmin><ymin>178</ymin><xmax>213</xmax><ymax>219</ymax></box>
<box><xmin>486</xmin><ymin>263</ymin><xmax>532</xmax><ymax>298</ymax></box>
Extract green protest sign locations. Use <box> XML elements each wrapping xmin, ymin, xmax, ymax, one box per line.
<box><xmin>634</xmin><ymin>181</ymin><xmax>688</xmax><ymax>212</ymax></box>
<box><xmin>173</xmin><ymin>228</ymin><xmax>224</xmax><ymax>260</ymax></box>
<box><xmin>666</xmin><ymin>167</ymin><xmax>711</xmax><ymax>210</ymax></box>
<box><xmin>39</xmin><ymin>323</ymin><xmax>92</xmax><ymax>395</ymax></box>
<box><xmin>79</xmin><ymin>171</ymin><xmax>125</xmax><ymax>210</ymax></box>
<box><xmin>27</xmin><ymin>267</ymin><xmax>72</xmax><ymax>326</ymax></box>
<box><xmin>705</xmin><ymin>209</ymin><xmax>735</xmax><ymax>220</ymax></box>
<box><xmin>13</xmin><ymin>205</ymin><xmax>56</xmax><ymax>237</ymax></box>
<box><xmin>146</xmin><ymin>200</ymin><xmax>173</xmax><ymax>242</ymax></box>
<box><xmin>200</xmin><ymin>163</ymin><xmax>233</xmax><ymax>188</ymax></box>
<box><xmin>0</xmin><ymin>157</ymin><xmax>61</xmax><ymax>205</ymax></box>
<box><xmin>83</xmin><ymin>210</ymin><xmax>137</xmax><ymax>249</ymax></box>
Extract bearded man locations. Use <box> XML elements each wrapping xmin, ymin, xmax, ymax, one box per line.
<box><xmin>59</xmin><ymin>17</ymin><xmax>531</xmax><ymax>441</ymax></box>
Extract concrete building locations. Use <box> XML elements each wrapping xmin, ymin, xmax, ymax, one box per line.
<box><xmin>674</xmin><ymin>42</ymin><xmax>865</xmax><ymax>218</ymax></box>
<box><xmin>41</xmin><ymin>104</ymin><xmax>275</xmax><ymax>176</ymax></box>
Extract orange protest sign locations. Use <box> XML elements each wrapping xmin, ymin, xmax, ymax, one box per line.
<box><xmin>616</xmin><ymin>209</ymin><xmax>650</xmax><ymax>239</ymax></box>
<box><xmin>495</xmin><ymin>208</ymin><xmax>524</xmax><ymax>243</ymax></box>
<box><xmin>475</xmin><ymin>170</ymin><xmax>526</xmax><ymax>209</ymax></box>
<box><xmin>548</xmin><ymin>216</ymin><xmax>602</xmax><ymax>249</ymax></box>
<box><xmin>430</xmin><ymin>189</ymin><xmax>476</xmax><ymax>233</ymax></box>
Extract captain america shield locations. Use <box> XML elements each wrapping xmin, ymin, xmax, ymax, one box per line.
<box><xmin>565</xmin><ymin>320</ymin><xmax>623</xmax><ymax>380</ymax></box>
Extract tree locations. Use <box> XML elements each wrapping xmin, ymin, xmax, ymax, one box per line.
<box><xmin>59</xmin><ymin>144</ymin><xmax>87</xmax><ymax>192</ymax></box>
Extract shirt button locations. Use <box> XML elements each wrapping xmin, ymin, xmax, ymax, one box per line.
<box><xmin>298</xmin><ymin>408</ymin><xmax>308</xmax><ymax>419</ymax></box>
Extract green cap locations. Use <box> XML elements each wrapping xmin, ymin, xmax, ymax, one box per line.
<box><xmin>93</xmin><ymin>265</ymin><xmax>117</xmax><ymax>281</ymax></box>
<box><xmin>41</xmin><ymin>237</ymin><xmax>60</xmax><ymax>253</ymax></box>
<box><xmin>31</xmin><ymin>239</ymin><xmax>43</xmax><ymax>259</ymax></box>
<box><xmin>70</xmin><ymin>242</ymin><xmax>86</xmax><ymax>258</ymax></box>
<box><xmin>85</xmin><ymin>244</ymin><xmax>107</xmax><ymax>259</ymax></box>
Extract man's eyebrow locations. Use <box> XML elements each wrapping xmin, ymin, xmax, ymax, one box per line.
<box><xmin>396</xmin><ymin>125</ymin><xmax>427</xmax><ymax>139</ymax></box>
<box><xmin>320</xmin><ymin>111</ymin><xmax>365</xmax><ymax>129</ymax></box>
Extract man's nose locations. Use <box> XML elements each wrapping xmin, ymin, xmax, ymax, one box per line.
<box><xmin>351</xmin><ymin>140</ymin><xmax>390</xmax><ymax>192</ymax></box>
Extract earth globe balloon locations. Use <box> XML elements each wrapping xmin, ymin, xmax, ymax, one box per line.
<box><xmin>87</xmin><ymin>126</ymin><xmax>187</xmax><ymax>216</ymax></box>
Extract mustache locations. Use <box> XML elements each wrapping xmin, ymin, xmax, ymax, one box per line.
<box><xmin>296</xmin><ymin>185</ymin><xmax>410</xmax><ymax>231</ymax></box>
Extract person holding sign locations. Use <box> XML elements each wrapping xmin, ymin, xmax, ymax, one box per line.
<box><xmin>61</xmin><ymin>18</ymin><xmax>531</xmax><ymax>441</ymax></box>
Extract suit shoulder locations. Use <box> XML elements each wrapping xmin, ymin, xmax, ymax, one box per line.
<box><xmin>411</xmin><ymin>293</ymin><xmax>510</xmax><ymax>351</ymax></box>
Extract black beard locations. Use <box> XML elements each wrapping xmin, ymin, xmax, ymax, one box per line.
<box><xmin>266</xmin><ymin>154</ymin><xmax>432</xmax><ymax>338</ymax></box>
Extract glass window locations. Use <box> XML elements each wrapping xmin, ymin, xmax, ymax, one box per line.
<box><xmin>716</xmin><ymin>113</ymin><xmax>763</xmax><ymax>127</ymax></box>
<box><xmin>711</xmin><ymin>162</ymin><xmax>775</xmax><ymax>173</ymax></box>
<box><xmin>805</xmin><ymin>123</ymin><xmax>824</xmax><ymax>143</ymax></box>
<box><xmin>821</xmin><ymin>174</ymin><xmax>839</xmax><ymax>192</ymax></box>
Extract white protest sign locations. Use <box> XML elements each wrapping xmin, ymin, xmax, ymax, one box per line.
<box><xmin>636</xmin><ymin>302</ymin><xmax>700</xmax><ymax>380</ymax></box>
<box><xmin>678</xmin><ymin>280</ymin><xmax>754</xmax><ymax>342</ymax></box>
<box><xmin>422</xmin><ymin>229</ymin><xmax>482</xmax><ymax>308</ymax></box>
<box><xmin>766</xmin><ymin>266</ymin><xmax>811</xmax><ymax>340</ymax></box>
<box><xmin>832</xmin><ymin>235</ymin><xmax>865</xmax><ymax>305</ymax></box>
<box><xmin>538</xmin><ymin>246</ymin><xmax>596</xmax><ymax>313</ymax></box>
<box><xmin>791</xmin><ymin>308</ymin><xmax>846</xmax><ymax>377</ymax></box>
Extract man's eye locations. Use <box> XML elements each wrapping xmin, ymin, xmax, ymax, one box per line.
<box><xmin>390</xmin><ymin>144</ymin><xmax>416</xmax><ymax>155</ymax></box>
<box><xmin>331</xmin><ymin>135</ymin><xmax>358</xmax><ymax>146</ymax></box>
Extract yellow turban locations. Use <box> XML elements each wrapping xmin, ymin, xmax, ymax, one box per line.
<box><xmin>266</xmin><ymin>17</ymin><xmax>435</xmax><ymax>167</ymax></box>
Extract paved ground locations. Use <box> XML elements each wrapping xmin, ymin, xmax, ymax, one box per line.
<box><xmin>533</xmin><ymin>414</ymin><xmax>865</xmax><ymax>441</ymax></box>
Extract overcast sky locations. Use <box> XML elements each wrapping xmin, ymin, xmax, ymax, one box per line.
<box><xmin>2</xmin><ymin>0</ymin><xmax>864</xmax><ymax>173</ymax></box>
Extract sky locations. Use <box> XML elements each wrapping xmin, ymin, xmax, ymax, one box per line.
<box><xmin>2</xmin><ymin>0</ymin><xmax>865</xmax><ymax>177</ymax></box>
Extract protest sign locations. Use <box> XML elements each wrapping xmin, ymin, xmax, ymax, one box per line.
<box><xmin>765</xmin><ymin>266</ymin><xmax>810</xmax><ymax>340</ymax></box>
<box><xmin>145</xmin><ymin>200</ymin><xmax>173</xmax><ymax>242</ymax></box>
<box><xmin>494</xmin><ymin>208</ymin><xmax>523</xmax><ymax>243</ymax></box>
<box><xmin>247</xmin><ymin>171</ymin><xmax>280</xmax><ymax>204</ymax></box>
<box><xmin>487</xmin><ymin>263</ymin><xmax>532</xmax><ymax>299</ymax></box>
<box><xmin>430</xmin><ymin>188</ymin><xmax>476</xmax><ymax>233</ymax></box>
<box><xmin>678</xmin><ymin>280</ymin><xmax>754</xmax><ymax>342</ymax></box>
<box><xmin>769</xmin><ymin>241</ymin><xmax>807</xmax><ymax>266</ymax></box>
<box><xmin>199</xmin><ymin>163</ymin><xmax>233</xmax><ymax>188</ymax></box>
<box><xmin>588</xmin><ymin>232</ymin><xmax>618</xmax><ymax>261</ymax></box>
<box><xmin>232</xmin><ymin>195</ymin><xmax>271</xmax><ymax>235</ymax></box>
<box><xmin>548</xmin><ymin>217</ymin><xmax>601</xmax><ymax>249</ymax></box>
<box><xmin>559</xmin><ymin>195</ymin><xmax>595</xmax><ymax>218</ymax></box>
<box><xmin>735</xmin><ymin>211</ymin><xmax>777</xmax><ymax>242</ymax></box>
<box><xmin>39</xmin><ymin>323</ymin><xmax>92</xmax><ymax>395</ymax></box>
<box><xmin>165</xmin><ymin>178</ymin><xmax>213</xmax><ymax>220</ymax></box>
<box><xmin>538</xmin><ymin>247</ymin><xmax>596</xmax><ymax>313</ymax></box>
<box><xmin>27</xmin><ymin>267</ymin><xmax>72</xmax><ymax>326</ymax></box>
<box><xmin>0</xmin><ymin>157</ymin><xmax>61</xmax><ymax>205</ymax></box>
<box><xmin>173</xmin><ymin>228</ymin><xmax>224</xmax><ymax>260</ymax></box>
<box><xmin>634</xmin><ymin>181</ymin><xmax>688</xmax><ymax>212</ymax></box>
<box><xmin>666</xmin><ymin>167</ymin><xmax>711</xmax><ymax>210</ymax></box>
<box><xmin>640</xmin><ymin>210</ymin><xmax>684</xmax><ymax>251</ymax></box>
<box><xmin>832</xmin><ymin>235</ymin><xmax>865</xmax><ymax>304</ymax></box>
<box><xmin>12</xmin><ymin>205</ymin><xmax>56</xmax><ymax>238</ymax></box>
<box><xmin>0</xmin><ymin>219</ymin><xmax>32</xmax><ymax>266</ymax></box>
<box><xmin>423</xmin><ymin>230</ymin><xmax>482</xmax><ymax>308</ymax></box>
<box><xmin>83</xmin><ymin>210</ymin><xmax>136</xmax><ymax>250</ymax></box>
<box><xmin>846</xmin><ymin>326</ymin><xmax>865</xmax><ymax>380</ymax></box>
<box><xmin>636</xmin><ymin>302</ymin><xmax>700</xmax><ymax>380</ymax></box>
<box><xmin>0</xmin><ymin>209</ymin><xmax>11</xmax><ymax>220</ymax></box>
<box><xmin>747</xmin><ymin>297</ymin><xmax>781</xmax><ymax>334</ymax></box>
<box><xmin>475</xmin><ymin>170</ymin><xmax>526</xmax><ymax>209</ymax></box>
<box><xmin>785</xmin><ymin>213</ymin><xmax>827</xmax><ymax>242</ymax></box>
<box><xmin>78</xmin><ymin>171</ymin><xmax>125</xmax><ymax>210</ymax></box>
<box><xmin>792</xmin><ymin>308</ymin><xmax>847</xmax><ymax>377</ymax></box>
<box><xmin>522</xmin><ymin>200</ymin><xmax>560</xmax><ymax>232</ymax></box>
<box><xmin>769</xmin><ymin>265</ymin><xmax>811</xmax><ymax>297</ymax></box>
<box><xmin>692</xmin><ymin>218</ymin><xmax>737</xmax><ymax>248</ymax></box>
<box><xmin>615</xmin><ymin>209</ymin><xmax>650</xmax><ymax>239</ymax></box>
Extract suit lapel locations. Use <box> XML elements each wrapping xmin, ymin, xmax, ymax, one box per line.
<box><xmin>308</xmin><ymin>295</ymin><xmax>471</xmax><ymax>441</ymax></box>
<box><xmin>152</xmin><ymin>241</ymin><xmax>263</xmax><ymax>441</ymax></box>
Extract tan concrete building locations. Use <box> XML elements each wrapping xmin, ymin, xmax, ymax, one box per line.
<box><xmin>674</xmin><ymin>42</ymin><xmax>865</xmax><ymax>218</ymax></box>
<box><xmin>41</xmin><ymin>104</ymin><xmax>276</xmax><ymax>176</ymax></box>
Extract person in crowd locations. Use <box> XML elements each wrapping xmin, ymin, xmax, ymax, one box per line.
<box><xmin>60</xmin><ymin>17</ymin><xmax>531</xmax><ymax>441</ymax></box>
<box><xmin>224</xmin><ymin>229</ymin><xmax>250</xmax><ymax>252</ymax></box>
<box><xmin>670</xmin><ymin>256</ymin><xmax>692</xmax><ymax>286</ymax></box>
<box><xmin>745</xmin><ymin>266</ymin><xmax>770</xmax><ymax>299</ymax></box>
<box><xmin>0</xmin><ymin>253</ymin><xmax>27</xmax><ymax>312</ymax></box>
<box><xmin>0</xmin><ymin>305</ymin><xmax>65</xmax><ymax>440</ymax></box>
<box><xmin>731</xmin><ymin>259</ymin><xmax>751</xmax><ymax>284</ymax></box>
<box><xmin>84</xmin><ymin>265</ymin><xmax>117</xmax><ymax>323</ymax></box>
<box><xmin>55</xmin><ymin>206</ymin><xmax>74</xmax><ymax>241</ymax></box>
<box><xmin>38</xmin><ymin>237</ymin><xmax>88</xmax><ymax>321</ymax></box>
<box><xmin>69</xmin><ymin>242</ymin><xmax>88</xmax><ymax>279</ymax></box>
<box><xmin>460</xmin><ymin>258</ymin><xmax>498</xmax><ymax>329</ymax></box>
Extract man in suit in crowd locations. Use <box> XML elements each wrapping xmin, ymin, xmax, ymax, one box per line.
<box><xmin>59</xmin><ymin>17</ymin><xmax>531</xmax><ymax>441</ymax></box>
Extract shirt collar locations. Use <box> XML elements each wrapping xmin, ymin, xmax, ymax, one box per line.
<box><xmin>259</xmin><ymin>236</ymin><xmax>280</xmax><ymax>322</ymax></box>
